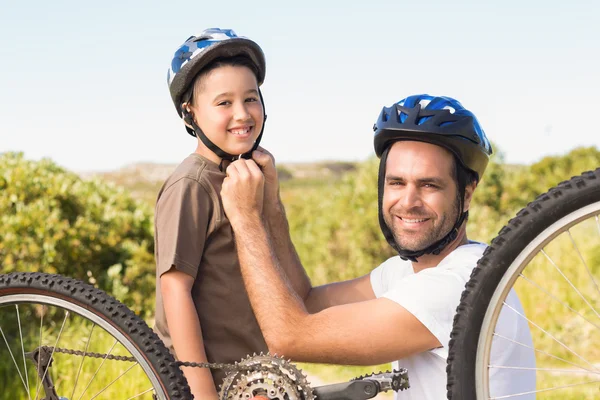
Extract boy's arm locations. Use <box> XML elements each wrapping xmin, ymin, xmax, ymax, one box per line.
<box><xmin>161</xmin><ymin>269</ymin><xmax>218</xmax><ymax>400</ymax></box>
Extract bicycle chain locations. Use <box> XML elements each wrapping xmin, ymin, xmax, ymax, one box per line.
<box><xmin>46</xmin><ymin>345</ymin><xmax>247</xmax><ymax>371</ymax></box>
<box><xmin>44</xmin><ymin>345</ymin><xmax>137</xmax><ymax>362</ymax></box>
<box><xmin>351</xmin><ymin>369</ymin><xmax>410</xmax><ymax>392</ymax></box>
<box><xmin>46</xmin><ymin>347</ymin><xmax>312</xmax><ymax>399</ymax></box>
<box><xmin>43</xmin><ymin>346</ymin><xmax>407</xmax><ymax>398</ymax></box>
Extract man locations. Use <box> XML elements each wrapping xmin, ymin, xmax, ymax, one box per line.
<box><xmin>221</xmin><ymin>94</ymin><xmax>536</xmax><ymax>399</ymax></box>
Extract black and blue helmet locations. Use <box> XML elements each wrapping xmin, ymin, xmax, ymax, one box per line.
<box><xmin>373</xmin><ymin>94</ymin><xmax>492</xmax><ymax>181</ymax></box>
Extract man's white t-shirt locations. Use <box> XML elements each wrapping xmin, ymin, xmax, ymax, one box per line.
<box><xmin>370</xmin><ymin>242</ymin><xmax>536</xmax><ymax>400</ymax></box>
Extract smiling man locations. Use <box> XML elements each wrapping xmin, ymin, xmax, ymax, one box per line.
<box><xmin>220</xmin><ymin>94</ymin><xmax>536</xmax><ymax>400</ymax></box>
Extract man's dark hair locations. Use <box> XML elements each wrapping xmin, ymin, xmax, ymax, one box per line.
<box><xmin>452</xmin><ymin>156</ymin><xmax>478</xmax><ymax>221</ymax></box>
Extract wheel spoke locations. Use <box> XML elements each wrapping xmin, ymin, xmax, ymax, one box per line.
<box><xmin>567</xmin><ymin>229</ymin><xmax>600</xmax><ymax>298</ymax></box>
<box><xmin>35</xmin><ymin>305</ymin><xmax>44</xmax><ymax>400</ymax></box>
<box><xmin>89</xmin><ymin>362</ymin><xmax>139</xmax><ymax>399</ymax></box>
<box><xmin>519</xmin><ymin>273</ymin><xmax>600</xmax><ymax>331</ymax></box>
<box><xmin>70</xmin><ymin>323</ymin><xmax>96</xmax><ymax>400</ymax></box>
<box><xmin>541</xmin><ymin>249</ymin><xmax>600</xmax><ymax>320</ymax></box>
<box><xmin>489</xmin><ymin>365</ymin><xmax>600</xmax><ymax>375</ymax></box>
<box><xmin>493</xmin><ymin>333</ymin><xmax>598</xmax><ymax>374</ymax></box>
<box><xmin>126</xmin><ymin>387</ymin><xmax>156</xmax><ymax>400</ymax></box>
<box><xmin>34</xmin><ymin>310</ymin><xmax>70</xmax><ymax>400</ymax></box>
<box><xmin>16</xmin><ymin>305</ymin><xmax>33</xmax><ymax>400</ymax></box>
<box><xmin>76</xmin><ymin>339</ymin><xmax>118</xmax><ymax>400</ymax></box>
<box><xmin>0</xmin><ymin>324</ymin><xmax>31</xmax><ymax>396</ymax></box>
<box><xmin>490</xmin><ymin>379</ymin><xmax>600</xmax><ymax>399</ymax></box>
<box><xmin>502</xmin><ymin>302</ymin><xmax>600</xmax><ymax>372</ymax></box>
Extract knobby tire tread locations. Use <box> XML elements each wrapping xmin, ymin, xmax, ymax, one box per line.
<box><xmin>446</xmin><ymin>168</ymin><xmax>600</xmax><ymax>399</ymax></box>
<box><xmin>0</xmin><ymin>271</ymin><xmax>192</xmax><ymax>400</ymax></box>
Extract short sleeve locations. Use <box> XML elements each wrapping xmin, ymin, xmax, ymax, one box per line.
<box><xmin>381</xmin><ymin>268</ymin><xmax>467</xmax><ymax>356</ymax></box>
<box><xmin>370</xmin><ymin>256</ymin><xmax>406</xmax><ymax>298</ymax></box>
<box><xmin>155</xmin><ymin>177</ymin><xmax>212</xmax><ymax>279</ymax></box>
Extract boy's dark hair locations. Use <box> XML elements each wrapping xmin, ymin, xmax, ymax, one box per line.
<box><xmin>181</xmin><ymin>55</ymin><xmax>260</xmax><ymax>107</ymax></box>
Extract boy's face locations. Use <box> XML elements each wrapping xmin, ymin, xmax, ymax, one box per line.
<box><xmin>187</xmin><ymin>65</ymin><xmax>264</xmax><ymax>158</ymax></box>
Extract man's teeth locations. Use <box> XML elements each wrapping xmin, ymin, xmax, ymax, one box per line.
<box><xmin>229</xmin><ymin>127</ymin><xmax>251</xmax><ymax>135</ymax></box>
<box><xmin>402</xmin><ymin>218</ymin><xmax>427</xmax><ymax>223</ymax></box>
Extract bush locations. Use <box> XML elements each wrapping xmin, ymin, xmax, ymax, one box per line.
<box><xmin>0</xmin><ymin>152</ymin><xmax>156</xmax><ymax>318</ymax></box>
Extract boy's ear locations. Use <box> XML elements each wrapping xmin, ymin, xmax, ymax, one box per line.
<box><xmin>181</xmin><ymin>102</ymin><xmax>194</xmax><ymax>127</ymax></box>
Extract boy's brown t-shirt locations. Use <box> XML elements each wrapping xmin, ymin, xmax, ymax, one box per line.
<box><xmin>154</xmin><ymin>153</ymin><xmax>267</xmax><ymax>387</ymax></box>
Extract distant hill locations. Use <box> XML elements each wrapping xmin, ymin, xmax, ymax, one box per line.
<box><xmin>82</xmin><ymin>160</ymin><xmax>359</xmax><ymax>205</ymax></box>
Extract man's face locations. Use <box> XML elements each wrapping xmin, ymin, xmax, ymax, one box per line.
<box><xmin>382</xmin><ymin>141</ymin><xmax>461</xmax><ymax>252</ymax></box>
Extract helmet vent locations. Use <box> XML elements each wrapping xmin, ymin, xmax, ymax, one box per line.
<box><xmin>442</xmin><ymin>105</ymin><xmax>456</xmax><ymax>113</ymax></box>
<box><xmin>418</xmin><ymin>99</ymin><xmax>431</xmax><ymax>108</ymax></box>
<box><xmin>396</xmin><ymin>108</ymin><xmax>408</xmax><ymax>123</ymax></box>
<box><xmin>417</xmin><ymin>116</ymin><xmax>431</xmax><ymax>125</ymax></box>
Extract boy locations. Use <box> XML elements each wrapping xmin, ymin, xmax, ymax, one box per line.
<box><xmin>154</xmin><ymin>28</ymin><xmax>269</xmax><ymax>399</ymax></box>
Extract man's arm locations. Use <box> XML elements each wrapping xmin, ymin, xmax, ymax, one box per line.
<box><xmin>161</xmin><ymin>270</ymin><xmax>218</xmax><ymax>400</ymax></box>
<box><xmin>253</xmin><ymin>149</ymin><xmax>375</xmax><ymax>312</ymax></box>
<box><xmin>221</xmin><ymin>160</ymin><xmax>440</xmax><ymax>365</ymax></box>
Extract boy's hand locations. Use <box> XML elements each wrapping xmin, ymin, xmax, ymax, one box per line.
<box><xmin>252</xmin><ymin>147</ymin><xmax>280</xmax><ymax>207</ymax></box>
<box><xmin>221</xmin><ymin>159</ymin><xmax>265</xmax><ymax>224</ymax></box>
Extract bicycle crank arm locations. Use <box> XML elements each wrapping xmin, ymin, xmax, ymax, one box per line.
<box><xmin>313</xmin><ymin>380</ymin><xmax>379</xmax><ymax>400</ymax></box>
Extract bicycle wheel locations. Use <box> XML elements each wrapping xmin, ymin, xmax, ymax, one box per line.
<box><xmin>447</xmin><ymin>168</ymin><xmax>600</xmax><ymax>399</ymax></box>
<box><xmin>0</xmin><ymin>272</ymin><xmax>191</xmax><ymax>400</ymax></box>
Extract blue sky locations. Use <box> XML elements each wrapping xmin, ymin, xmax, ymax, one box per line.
<box><xmin>1</xmin><ymin>0</ymin><xmax>599</xmax><ymax>172</ymax></box>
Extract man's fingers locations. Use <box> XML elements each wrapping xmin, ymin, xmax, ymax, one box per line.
<box><xmin>227</xmin><ymin>159</ymin><xmax>251</xmax><ymax>180</ymax></box>
<box><xmin>246</xmin><ymin>159</ymin><xmax>264</xmax><ymax>178</ymax></box>
<box><xmin>252</xmin><ymin>148</ymin><xmax>275</xmax><ymax>169</ymax></box>
<box><xmin>227</xmin><ymin>159</ymin><xmax>263</xmax><ymax>181</ymax></box>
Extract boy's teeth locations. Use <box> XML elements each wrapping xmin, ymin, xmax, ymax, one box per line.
<box><xmin>230</xmin><ymin>127</ymin><xmax>250</xmax><ymax>135</ymax></box>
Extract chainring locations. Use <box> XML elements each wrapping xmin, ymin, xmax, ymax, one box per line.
<box><xmin>219</xmin><ymin>353</ymin><xmax>315</xmax><ymax>400</ymax></box>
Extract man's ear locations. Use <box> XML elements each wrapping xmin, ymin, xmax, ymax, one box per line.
<box><xmin>463</xmin><ymin>181</ymin><xmax>477</xmax><ymax>212</ymax></box>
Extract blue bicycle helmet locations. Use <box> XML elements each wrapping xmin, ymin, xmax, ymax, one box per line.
<box><xmin>373</xmin><ymin>94</ymin><xmax>492</xmax><ymax>181</ymax></box>
<box><xmin>167</xmin><ymin>28</ymin><xmax>267</xmax><ymax>164</ymax></box>
<box><xmin>373</xmin><ymin>94</ymin><xmax>493</xmax><ymax>261</ymax></box>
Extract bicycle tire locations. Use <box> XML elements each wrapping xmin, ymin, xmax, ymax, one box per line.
<box><xmin>446</xmin><ymin>168</ymin><xmax>600</xmax><ymax>399</ymax></box>
<box><xmin>0</xmin><ymin>272</ymin><xmax>191</xmax><ymax>400</ymax></box>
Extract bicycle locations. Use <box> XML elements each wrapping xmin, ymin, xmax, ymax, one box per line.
<box><xmin>2</xmin><ymin>168</ymin><xmax>598</xmax><ymax>400</ymax></box>
<box><xmin>0</xmin><ymin>271</ymin><xmax>408</xmax><ymax>400</ymax></box>
<box><xmin>447</xmin><ymin>167</ymin><xmax>600</xmax><ymax>399</ymax></box>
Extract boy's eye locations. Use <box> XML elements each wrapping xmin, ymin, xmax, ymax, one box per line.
<box><xmin>217</xmin><ymin>101</ymin><xmax>230</xmax><ymax>106</ymax></box>
<box><xmin>245</xmin><ymin>97</ymin><xmax>258</xmax><ymax>103</ymax></box>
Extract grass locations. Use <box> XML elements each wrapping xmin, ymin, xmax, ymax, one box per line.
<box><xmin>0</xmin><ymin>306</ymin><xmax>158</xmax><ymax>400</ymax></box>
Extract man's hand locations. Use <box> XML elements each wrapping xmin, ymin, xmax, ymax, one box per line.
<box><xmin>221</xmin><ymin>159</ymin><xmax>265</xmax><ymax>225</ymax></box>
<box><xmin>252</xmin><ymin>147</ymin><xmax>279</xmax><ymax>207</ymax></box>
